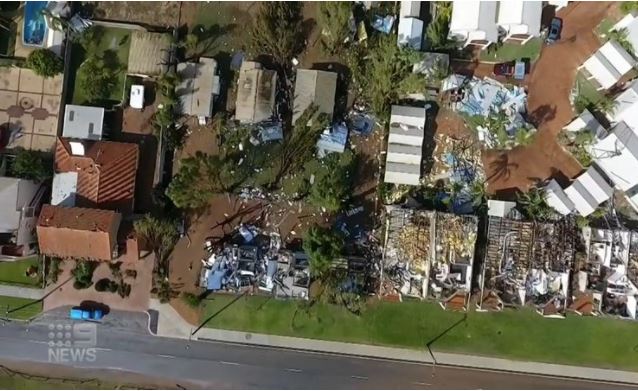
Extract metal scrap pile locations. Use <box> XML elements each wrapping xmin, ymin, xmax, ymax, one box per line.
<box><xmin>395</xmin><ymin>222</ymin><xmax>431</xmax><ymax>272</ymax></box>
<box><xmin>439</xmin><ymin>215</ymin><xmax>477</xmax><ymax>260</ymax></box>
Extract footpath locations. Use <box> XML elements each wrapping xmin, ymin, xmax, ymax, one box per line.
<box><xmin>0</xmin><ymin>284</ymin><xmax>43</xmax><ymax>300</ymax></box>
<box><xmin>148</xmin><ymin>299</ymin><xmax>638</xmax><ymax>385</ymax></box>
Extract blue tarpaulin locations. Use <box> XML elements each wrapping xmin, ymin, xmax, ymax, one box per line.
<box><xmin>372</xmin><ymin>15</ymin><xmax>395</xmax><ymax>34</ymax></box>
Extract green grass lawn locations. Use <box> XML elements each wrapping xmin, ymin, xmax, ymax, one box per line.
<box><xmin>69</xmin><ymin>26</ymin><xmax>131</xmax><ymax>106</ymax></box>
<box><xmin>0</xmin><ymin>257</ymin><xmax>41</xmax><ymax>287</ymax></box>
<box><xmin>201</xmin><ymin>295</ymin><xmax>638</xmax><ymax>371</ymax></box>
<box><xmin>479</xmin><ymin>38</ymin><xmax>542</xmax><ymax>63</ymax></box>
<box><xmin>596</xmin><ymin>18</ymin><xmax>615</xmax><ymax>39</ymax></box>
<box><xmin>0</xmin><ymin>296</ymin><xmax>41</xmax><ymax>320</ymax></box>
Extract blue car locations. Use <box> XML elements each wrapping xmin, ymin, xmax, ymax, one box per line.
<box><xmin>69</xmin><ymin>307</ymin><xmax>104</xmax><ymax>321</ymax></box>
<box><xmin>546</xmin><ymin>17</ymin><xmax>562</xmax><ymax>44</ymax></box>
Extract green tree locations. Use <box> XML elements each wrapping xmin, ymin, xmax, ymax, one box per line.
<box><xmin>11</xmin><ymin>148</ymin><xmax>51</xmax><ymax>181</ymax></box>
<box><xmin>621</xmin><ymin>2</ymin><xmax>638</xmax><ymax>15</ymax></box>
<box><xmin>307</xmin><ymin>151</ymin><xmax>357</xmax><ymax>213</ymax></box>
<box><xmin>303</xmin><ymin>225</ymin><xmax>344</xmax><ymax>277</ymax></box>
<box><xmin>595</xmin><ymin>95</ymin><xmax>618</xmax><ymax>116</ymax></box>
<box><xmin>318</xmin><ymin>2</ymin><xmax>353</xmax><ymax>56</ymax></box>
<box><xmin>133</xmin><ymin>214</ymin><xmax>179</xmax><ymax>277</ymax></box>
<box><xmin>249</xmin><ymin>3</ymin><xmax>305</xmax><ymax>68</ymax></box>
<box><xmin>348</xmin><ymin>34</ymin><xmax>426</xmax><ymax>115</ymax></box>
<box><xmin>608</xmin><ymin>27</ymin><xmax>634</xmax><ymax>56</ymax></box>
<box><xmin>25</xmin><ymin>49</ymin><xmax>63</xmax><ymax>77</ymax></box>
<box><xmin>77</xmin><ymin>55</ymin><xmax>116</xmax><ymax>103</ymax></box>
<box><xmin>518</xmin><ymin>187</ymin><xmax>553</xmax><ymax>221</ymax></box>
<box><xmin>469</xmin><ymin>180</ymin><xmax>487</xmax><ymax>211</ymax></box>
<box><xmin>425</xmin><ymin>11</ymin><xmax>451</xmax><ymax>50</ymax></box>
<box><xmin>71</xmin><ymin>261</ymin><xmax>97</xmax><ymax>289</ymax></box>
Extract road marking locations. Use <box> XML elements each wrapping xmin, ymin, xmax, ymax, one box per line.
<box><xmin>285</xmin><ymin>368</ymin><xmax>302</xmax><ymax>373</ymax></box>
<box><xmin>413</xmin><ymin>381</ymin><xmax>431</xmax><ymax>386</ymax></box>
<box><xmin>27</xmin><ymin>339</ymin><xmax>48</xmax><ymax>345</ymax></box>
<box><xmin>351</xmin><ymin>375</ymin><xmax>368</xmax><ymax>380</ymax></box>
<box><xmin>95</xmin><ymin>348</ymin><xmax>112</xmax><ymax>351</ymax></box>
<box><xmin>158</xmin><ymin>354</ymin><xmax>176</xmax><ymax>359</ymax></box>
<box><xmin>219</xmin><ymin>361</ymin><xmax>240</xmax><ymax>366</ymax></box>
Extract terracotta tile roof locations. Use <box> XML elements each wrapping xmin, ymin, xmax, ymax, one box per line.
<box><xmin>569</xmin><ymin>292</ymin><xmax>596</xmax><ymax>316</ymax></box>
<box><xmin>443</xmin><ymin>291</ymin><xmax>468</xmax><ymax>311</ymax></box>
<box><xmin>480</xmin><ymin>290</ymin><xmax>504</xmax><ymax>311</ymax></box>
<box><xmin>55</xmin><ymin>137</ymin><xmax>139</xmax><ymax>214</ymax></box>
<box><xmin>37</xmin><ymin>204</ymin><xmax>122</xmax><ymax>261</ymax></box>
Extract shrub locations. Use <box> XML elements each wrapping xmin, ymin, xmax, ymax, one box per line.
<box><xmin>108</xmin><ymin>280</ymin><xmax>118</xmax><ymax>293</ymax></box>
<box><xmin>125</xmin><ymin>269</ymin><xmax>137</xmax><ymax>279</ymax></box>
<box><xmin>25</xmin><ymin>49</ymin><xmax>63</xmax><ymax>77</ymax></box>
<box><xmin>95</xmin><ymin>278</ymin><xmax>111</xmax><ymax>292</ymax></box>
<box><xmin>71</xmin><ymin>261</ymin><xmax>97</xmax><ymax>289</ymax></box>
<box><xmin>47</xmin><ymin>258</ymin><xmax>62</xmax><ymax>285</ymax></box>
<box><xmin>181</xmin><ymin>292</ymin><xmax>201</xmax><ymax>308</ymax></box>
<box><xmin>117</xmin><ymin>282</ymin><xmax>131</xmax><ymax>298</ymax></box>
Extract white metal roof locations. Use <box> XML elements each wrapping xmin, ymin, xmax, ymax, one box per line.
<box><xmin>613</xmin><ymin>13</ymin><xmax>638</xmax><ymax>55</ymax></box>
<box><xmin>62</xmin><ymin>104</ymin><xmax>104</xmax><ymax>141</ymax></box>
<box><xmin>609</xmin><ymin>79</ymin><xmax>638</xmax><ymax>128</ymax></box>
<box><xmin>487</xmin><ymin>199</ymin><xmax>516</xmax><ymax>217</ymax></box>
<box><xmin>564</xmin><ymin>166</ymin><xmax>613</xmax><ymax>217</ymax></box>
<box><xmin>51</xmin><ymin>172</ymin><xmax>78</xmax><ymax>207</ymax></box>
<box><xmin>582</xmin><ymin>41</ymin><xmax>636</xmax><ymax>90</ymax></box>
<box><xmin>449</xmin><ymin>1</ymin><xmax>498</xmax><ymax>44</ymax></box>
<box><xmin>497</xmin><ymin>1</ymin><xmax>542</xmax><ymax>37</ymax></box>
<box><xmin>544</xmin><ymin>179</ymin><xmax>574</xmax><ymax>215</ymax></box>
<box><xmin>384</xmin><ymin>162</ymin><xmax>421</xmax><ymax>185</ymax></box>
<box><xmin>384</xmin><ymin>105</ymin><xmax>427</xmax><ymax>186</ymax></box>
<box><xmin>589</xmin><ymin>121</ymin><xmax>638</xmax><ymax>191</ymax></box>
<box><xmin>398</xmin><ymin>17</ymin><xmax>424</xmax><ymax>50</ymax></box>
<box><xmin>563</xmin><ymin>109</ymin><xmax>606</xmax><ymax>138</ymax></box>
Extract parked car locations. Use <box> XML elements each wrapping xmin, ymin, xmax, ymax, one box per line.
<box><xmin>69</xmin><ymin>307</ymin><xmax>104</xmax><ymax>321</ymax></box>
<box><xmin>493</xmin><ymin>61</ymin><xmax>516</xmax><ymax>77</ymax></box>
<box><xmin>546</xmin><ymin>17</ymin><xmax>563</xmax><ymax>44</ymax></box>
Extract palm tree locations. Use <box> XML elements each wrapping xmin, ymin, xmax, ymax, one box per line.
<box><xmin>469</xmin><ymin>180</ymin><xmax>487</xmax><ymax>211</ymax></box>
<box><xmin>595</xmin><ymin>95</ymin><xmax>618</xmax><ymax>117</ymax></box>
<box><xmin>608</xmin><ymin>28</ymin><xmax>634</xmax><ymax>56</ymax></box>
<box><xmin>517</xmin><ymin>187</ymin><xmax>553</xmax><ymax>221</ymax></box>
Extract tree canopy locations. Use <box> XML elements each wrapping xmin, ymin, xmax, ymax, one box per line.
<box><xmin>11</xmin><ymin>148</ymin><xmax>51</xmax><ymax>182</ymax></box>
<box><xmin>317</xmin><ymin>2</ymin><xmax>353</xmax><ymax>56</ymax></box>
<box><xmin>249</xmin><ymin>3</ymin><xmax>305</xmax><ymax>68</ymax></box>
<box><xmin>303</xmin><ymin>225</ymin><xmax>344</xmax><ymax>277</ymax></box>
<box><xmin>306</xmin><ymin>150</ymin><xmax>357</xmax><ymax>213</ymax></box>
<box><xmin>133</xmin><ymin>214</ymin><xmax>179</xmax><ymax>277</ymax></box>
<box><xmin>26</xmin><ymin>49</ymin><xmax>63</xmax><ymax>78</ymax></box>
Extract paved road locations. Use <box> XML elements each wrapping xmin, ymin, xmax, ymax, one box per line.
<box><xmin>0</xmin><ymin>311</ymin><xmax>630</xmax><ymax>389</ymax></box>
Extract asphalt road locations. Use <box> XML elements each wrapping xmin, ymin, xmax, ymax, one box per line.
<box><xmin>0</xmin><ymin>311</ymin><xmax>631</xmax><ymax>389</ymax></box>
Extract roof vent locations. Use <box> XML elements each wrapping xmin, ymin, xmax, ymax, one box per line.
<box><xmin>69</xmin><ymin>110</ymin><xmax>75</xmax><ymax>121</ymax></box>
<box><xmin>69</xmin><ymin>141</ymin><xmax>85</xmax><ymax>156</ymax></box>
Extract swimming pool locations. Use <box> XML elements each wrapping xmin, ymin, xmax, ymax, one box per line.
<box><xmin>22</xmin><ymin>1</ymin><xmax>48</xmax><ymax>47</ymax></box>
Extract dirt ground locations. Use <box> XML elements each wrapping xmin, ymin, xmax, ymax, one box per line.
<box><xmin>483</xmin><ymin>2</ymin><xmax>617</xmax><ymax>194</ymax></box>
<box><xmin>89</xmin><ymin>2</ymin><xmax>182</xmax><ymax>27</ymax></box>
<box><xmin>43</xmin><ymin>257</ymin><xmax>153</xmax><ymax>313</ymax></box>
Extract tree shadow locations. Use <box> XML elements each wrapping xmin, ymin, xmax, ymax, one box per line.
<box><xmin>422</xmin><ymin>101</ymin><xmax>440</xmax><ymax>177</ymax></box>
<box><xmin>526</xmin><ymin>104</ymin><xmax>556</xmax><ymax>128</ymax></box>
<box><xmin>188</xmin><ymin>23</ymin><xmax>238</xmax><ymax>60</ymax></box>
<box><xmin>487</xmin><ymin>153</ymin><xmax>519</xmax><ymax>183</ymax></box>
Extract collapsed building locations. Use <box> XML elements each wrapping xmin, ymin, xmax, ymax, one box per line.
<box><xmin>480</xmin><ymin>202</ymin><xmax>576</xmax><ymax>317</ymax></box>
<box><xmin>199</xmin><ymin>225</ymin><xmax>310</xmax><ymax>300</ymax></box>
<box><xmin>570</xmin><ymin>226</ymin><xmax>638</xmax><ymax>319</ymax></box>
<box><xmin>381</xmin><ymin>206</ymin><xmax>478</xmax><ymax>310</ymax></box>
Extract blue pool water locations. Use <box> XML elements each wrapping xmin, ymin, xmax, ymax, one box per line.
<box><xmin>23</xmin><ymin>1</ymin><xmax>48</xmax><ymax>47</ymax></box>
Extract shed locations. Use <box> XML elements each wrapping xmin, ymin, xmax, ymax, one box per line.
<box><xmin>384</xmin><ymin>105</ymin><xmax>426</xmax><ymax>186</ymax></box>
<box><xmin>127</xmin><ymin>30</ymin><xmax>171</xmax><ymax>77</ymax></box>
<box><xmin>235</xmin><ymin>61</ymin><xmax>277</xmax><ymax>124</ymax></box>
<box><xmin>62</xmin><ymin>105</ymin><xmax>104</xmax><ymax>140</ymax></box>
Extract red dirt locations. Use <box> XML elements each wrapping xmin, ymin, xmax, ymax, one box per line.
<box><xmin>484</xmin><ymin>2</ymin><xmax>615</xmax><ymax>194</ymax></box>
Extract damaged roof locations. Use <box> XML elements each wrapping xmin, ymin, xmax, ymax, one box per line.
<box><xmin>54</xmin><ymin>137</ymin><xmax>139</xmax><ymax>214</ymax></box>
<box><xmin>37</xmin><ymin>204</ymin><xmax>122</xmax><ymax>261</ymax></box>
<box><xmin>128</xmin><ymin>30</ymin><xmax>171</xmax><ymax>76</ymax></box>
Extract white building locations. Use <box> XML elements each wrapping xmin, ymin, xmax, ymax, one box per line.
<box><xmin>384</xmin><ymin>105</ymin><xmax>427</xmax><ymax>186</ymax></box>
<box><xmin>496</xmin><ymin>0</ymin><xmax>542</xmax><ymax>44</ymax></box>
<box><xmin>607</xmin><ymin>79</ymin><xmax>638</xmax><ymax>129</ymax></box>
<box><xmin>0</xmin><ymin>177</ymin><xmax>44</xmax><ymax>257</ymax></box>
<box><xmin>589</xmin><ymin>121</ymin><xmax>638</xmax><ymax>192</ymax></box>
<box><xmin>62</xmin><ymin>105</ymin><xmax>104</xmax><ymax>140</ymax></box>
<box><xmin>579</xmin><ymin>40</ymin><xmax>636</xmax><ymax>90</ymax></box>
<box><xmin>563</xmin><ymin>166</ymin><xmax>613</xmax><ymax>217</ymax></box>
<box><xmin>612</xmin><ymin>12</ymin><xmax>638</xmax><ymax>55</ymax></box>
<box><xmin>544</xmin><ymin>179</ymin><xmax>574</xmax><ymax>216</ymax></box>
<box><xmin>398</xmin><ymin>17</ymin><xmax>424</xmax><ymax>50</ymax></box>
<box><xmin>563</xmin><ymin>108</ymin><xmax>606</xmax><ymax>138</ymax></box>
<box><xmin>449</xmin><ymin>1</ymin><xmax>499</xmax><ymax>49</ymax></box>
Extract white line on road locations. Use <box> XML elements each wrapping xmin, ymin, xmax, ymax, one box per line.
<box><xmin>285</xmin><ymin>368</ymin><xmax>302</xmax><ymax>373</ymax></box>
<box><xmin>95</xmin><ymin>348</ymin><xmax>112</xmax><ymax>351</ymax></box>
<box><xmin>351</xmin><ymin>375</ymin><xmax>368</xmax><ymax>380</ymax></box>
<box><xmin>413</xmin><ymin>381</ymin><xmax>432</xmax><ymax>386</ymax></box>
<box><xmin>219</xmin><ymin>361</ymin><xmax>240</xmax><ymax>366</ymax></box>
<box><xmin>27</xmin><ymin>340</ymin><xmax>48</xmax><ymax>345</ymax></box>
<box><xmin>158</xmin><ymin>354</ymin><xmax>176</xmax><ymax>359</ymax></box>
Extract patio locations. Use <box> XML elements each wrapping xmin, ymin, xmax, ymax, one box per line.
<box><xmin>0</xmin><ymin>67</ymin><xmax>61</xmax><ymax>152</ymax></box>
